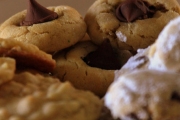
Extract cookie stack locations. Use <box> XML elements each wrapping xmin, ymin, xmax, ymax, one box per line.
<box><xmin>0</xmin><ymin>57</ymin><xmax>102</xmax><ymax>120</ymax></box>
<box><xmin>0</xmin><ymin>0</ymin><xmax>180</xmax><ymax>119</ymax></box>
<box><xmin>104</xmin><ymin>10</ymin><xmax>180</xmax><ymax>120</ymax></box>
<box><xmin>52</xmin><ymin>0</ymin><xmax>180</xmax><ymax>98</ymax></box>
<box><xmin>0</xmin><ymin>0</ymin><xmax>102</xmax><ymax>120</ymax></box>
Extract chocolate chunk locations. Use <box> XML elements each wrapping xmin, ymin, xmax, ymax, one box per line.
<box><xmin>20</xmin><ymin>0</ymin><xmax>58</xmax><ymax>26</ymax></box>
<box><xmin>98</xmin><ymin>106</ymin><xmax>120</xmax><ymax>120</ymax></box>
<box><xmin>171</xmin><ymin>92</ymin><xmax>180</xmax><ymax>102</ymax></box>
<box><xmin>83</xmin><ymin>39</ymin><xmax>121</xmax><ymax>70</ymax></box>
<box><xmin>127</xmin><ymin>113</ymin><xmax>139</xmax><ymax>120</ymax></box>
<box><xmin>116</xmin><ymin>0</ymin><xmax>155</xmax><ymax>22</ymax></box>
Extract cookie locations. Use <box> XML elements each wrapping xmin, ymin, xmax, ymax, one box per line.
<box><xmin>148</xmin><ymin>16</ymin><xmax>180</xmax><ymax>72</ymax></box>
<box><xmin>117</xmin><ymin>16</ymin><xmax>180</xmax><ymax>76</ymax></box>
<box><xmin>98</xmin><ymin>99</ymin><xmax>120</xmax><ymax>120</ymax></box>
<box><xmin>52</xmin><ymin>40</ymin><xmax>132</xmax><ymax>97</ymax></box>
<box><xmin>0</xmin><ymin>57</ymin><xmax>15</xmax><ymax>85</ymax></box>
<box><xmin>0</xmin><ymin>0</ymin><xmax>87</xmax><ymax>53</ymax></box>
<box><xmin>84</xmin><ymin>0</ymin><xmax>180</xmax><ymax>51</ymax></box>
<box><xmin>115</xmin><ymin>47</ymin><xmax>150</xmax><ymax>77</ymax></box>
<box><xmin>105</xmin><ymin>70</ymin><xmax>180</xmax><ymax>120</ymax></box>
<box><xmin>0</xmin><ymin>72</ymin><xmax>102</xmax><ymax>120</ymax></box>
<box><xmin>0</xmin><ymin>38</ymin><xmax>56</xmax><ymax>73</ymax></box>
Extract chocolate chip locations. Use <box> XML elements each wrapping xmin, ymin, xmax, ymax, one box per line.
<box><xmin>127</xmin><ymin>113</ymin><xmax>139</xmax><ymax>120</ymax></box>
<box><xmin>20</xmin><ymin>0</ymin><xmax>58</xmax><ymax>26</ymax></box>
<box><xmin>98</xmin><ymin>106</ymin><xmax>121</xmax><ymax>120</ymax></box>
<box><xmin>116</xmin><ymin>0</ymin><xmax>155</xmax><ymax>22</ymax></box>
<box><xmin>83</xmin><ymin>39</ymin><xmax>121</xmax><ymax>70</ymax></box>
<box><xmin>171</xmin><ymin>91</ymin><xmax>180</xmax><ymax>102</ymax></box>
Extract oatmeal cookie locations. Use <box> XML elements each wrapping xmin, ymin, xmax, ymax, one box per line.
<box><xmin>0</xmin><ymin>72</ymin><xmax>102</xmax><ymax>120</ymax></box>
<box><xmin>84</xmin><ymin>0</ymin><xmax>180</xmax><ymax>51</ymax></box>
<box><xmin>0</xmin><ymin>57</ymin><xmax>15</xmax><ymax>85</ymax></box>
<box><xmin>0</xmin><ymin>0</ymin><xmax>86</xmax><ymax>53</ymax></box>
<box><xmin>105</xmin><ymin>70</ymin><xmax>180</xmax><ymax>120</ymax></box>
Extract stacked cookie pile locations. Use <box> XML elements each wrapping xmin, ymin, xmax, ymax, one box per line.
<box><xmin>104</xmin><ymin>5</ymin><xmax>180</xmax><ymax>120</ymax></box>
<box><xmin>0</xmin><ymin>0</ymin><xmax>180</xmax><ymax>119</ymax></box>
<box><xmin>0</xmin><ymin>38</ymin><xmax>102</xmax><ymax>120</ymax></box>
<box><xmin>0</xmin><ymin>0</ymin><xmax>102</xmax><ymax>120</ymax></box>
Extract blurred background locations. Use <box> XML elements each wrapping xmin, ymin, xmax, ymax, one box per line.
<box><xmin>0</xmin><ymin>0</ymin><xmax>95</xmax><ymax>23</ymax></box>
<box><xmin>0</xmin><ymin>0</ymin><xmax>180</xmax><ymax>23</ymax></box>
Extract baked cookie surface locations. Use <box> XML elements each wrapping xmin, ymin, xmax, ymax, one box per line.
<box><xmin>0</xmin><ymin>71</ymin><xmax>102</xmax><ymax>120</ymax></box>
<box><xmin>0</xmin><ymin>5</ymin><xmax>87</xmax><ymax>53</ymax></box>
<box><xmin>85</xmin><ymin>0</ymin><xmax>180</xmax><ymax>51</ymax></box>
<box><xmin>117</xmin><ymin>16</ymin><xmax>180</xmax><ymax>76</ymax></box>
<box><xmin>0</xmin><ymin>38</ymin><xmax>56</xmax><ymax>73</ymax></box>
<box><xmin>105</xmin><ymin>70</ymin><xmax>180</xmax><ymax>120</ymax></box>
<box><xmin>53</xmin><ymin>41</ymin><xmax>132</xmax><ymax>97</ymax></box>
<box><xmin>0</xmin><ymin>57</ymin><xmax>15</xmax><ymax>85</ymax></box>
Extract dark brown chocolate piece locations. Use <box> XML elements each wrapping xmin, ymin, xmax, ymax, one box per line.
<box><xmin>98</xmin><ymin>106</ymin><xmax>120</xmax><ymax>120</ymax></box>
<box><xmin>171</xmin><ymin>92</ymin><xmax>180</xmax><ymax>102</ymax></box>
<box><xmin>20</xmin><ymin>0</ymin><xmax>58</xmax><ymax>26</ymax></box>
<box><xmin>127</xmin><ymin>113</ymin><xmax>139</xmax><ymax>120</ymax></box>
<box><xmin>83</xmin><ymin>39</ymin><xmax>121</xmax><ymax>70</ymax></box>
<box><xmin>116</xmin><ymin>0</ymin><xmax>155</xmax><ymax>22</ymax></box>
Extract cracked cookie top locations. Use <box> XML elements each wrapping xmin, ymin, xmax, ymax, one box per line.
<box><xmin>85</xmin><ymin>0</ymin><xmax>180</xmax><ymax>51</ymax></box>
<box><xmin>0</xmin><ymin>3</ymin><xmax>87</xmax><ymax>53</ymax></box>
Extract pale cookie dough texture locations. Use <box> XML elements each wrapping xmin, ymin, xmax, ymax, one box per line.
<box><xmin>84</xmin><ymin>0</ymin><xmax>180</xmax><ymax>51</ymax></box>
<box><xmin>53</xmin><ymin>41</ymin><xmax>115</xmax><ymax>97</ymax></box>
<box><xmin>0</xmin><ymin>6</ymin><xmax>87</xmax><ymax>53</ymax></box>
<box><xmin>0</xmin><ymin>57</ymin><xmax>15</xmax><ymax>85</ymax></box>
<box><xmin>105</xmin><ymin>70</ymin><xmax>180</xmax><ymax>120</ymax></box>
<box><xmin>148</xmin><ymin>16</ymin><xmax>180</xmax><ymax>72</ymax></box>
<box><xmin>0</xmin><ymin>72</ymin><xmax>102</xmax><ymax>120</ymax></box>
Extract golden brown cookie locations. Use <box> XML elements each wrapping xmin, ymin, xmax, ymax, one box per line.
<box><xmin>0</xmin><ymin>72</ymin><xmax>102</xmax><ymax>120</ymax></box>
<box><xmin>0</xmin><ymin>38</ymin><xmax>56</xmax><ymax>73</ymax></box>
<box><xmin>84</xmin><ymin>0</ymin><xmax>180</xmax><ymax>51</ymax></box>
<box><xmin>0</xmin><ymin>57</ymin><xmax>15</xmax><ymax>85</ymax></box>
<box><xmin>0</xmin><ymin>0</ymin><xmax>87</xmax><ymax>53</ymax></box>
<box><xmin>105</xmin><ymin>70</ymin><xmax>180</xmax><ymax>120</ymax></box>
<box><xmin>53</xmin><ymin>41</ymin><xmax>132</xmax><ymax>97</ymax></box>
